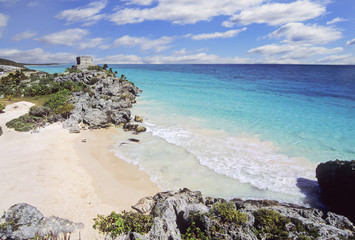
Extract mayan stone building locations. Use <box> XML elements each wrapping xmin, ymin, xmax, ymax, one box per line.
<box><xmin>75</xmin><ymin>56</ymin><xmax>95</xmax><ymax>70</ymax></box>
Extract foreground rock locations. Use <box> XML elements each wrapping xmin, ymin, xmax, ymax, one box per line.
<box><xmin>98</xmin><ymin>189</ymin><xmax>354</xmax><ymax>240</ymax></box>
<box><xmin>316</xmin><ymin>160</ymin><xmax>355</xmax><ymax>223</ymax></box>
<box><xmin>0</xmin><ymin>203</ymin><xmax>83</xmax><ymax>240</ymax></box>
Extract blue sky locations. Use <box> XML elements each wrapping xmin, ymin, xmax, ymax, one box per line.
<box><xmin>0</xmin><ymin>0</ymin><xmax>354</xmax><ymax>64</ymax></box>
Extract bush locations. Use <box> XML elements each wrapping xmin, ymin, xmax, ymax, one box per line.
<box><xmin>93</xmin><ymin>211</ymin><xmax>153</xmax><ymax>239</ymax></box>
<box><xmin>0</xmin><ymin>102</ymin><xmax>5</xmax><ymax>112</ymax></box>
<box><xmin>6</xmin><ymin>114</ymin><xmax>42</xmax><ymax>132</ymax></box>
<box><xmin>211</xmin><ymin>202</ymin><xmax>248</xmax><ymax>225</ymax></box>
<box><xmin>44</xmin><ymin>89</ymin><xmax>71</xmax><ymax>112</ymax></box>
<box><xmin>253</xmin><ymin>209</ymin><xmax>290</xmax><ymax>238</ymax></box>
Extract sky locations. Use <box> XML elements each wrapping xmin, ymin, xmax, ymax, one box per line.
<box><xmin>0</xmin><ymin>0</ymin><xmax>354</xmax><ymax>64</ymax></box>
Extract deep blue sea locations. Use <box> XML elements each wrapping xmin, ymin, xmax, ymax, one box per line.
<box><xmin>29</xmin><ymin>64</ymin><xmax>355</xmax><ymax>206</ymax></box>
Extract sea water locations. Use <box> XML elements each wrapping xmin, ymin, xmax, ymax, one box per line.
<box><xmin>29</xmin><ymin>64</ymin><xmax>355</xmax><ymax>206</ymax></box>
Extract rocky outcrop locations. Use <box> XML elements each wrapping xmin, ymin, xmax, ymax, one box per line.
<box><xmin>112</xmin><ymin>188</ymin><xmax>354</xmax><ymax>240</ymax></box>
<box><xmin>56</xmin><ymin>70</ymin><xmax>142</xmax><ymax>131</ymax></box>
<box><xmin>316</xmin><ymin>160</ymin><xmax>355</xmax><ymax>223</ymax></box>
<box><xmin>0</xmin><ymin>203</ymin><xmax>83</xmax><ymax>240</ymax></box>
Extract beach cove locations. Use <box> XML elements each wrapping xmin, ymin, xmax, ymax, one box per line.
<box><xmin>0</xmin><ymin>101</ymin><xmax>160</xmax><ymax>239</ymax></box>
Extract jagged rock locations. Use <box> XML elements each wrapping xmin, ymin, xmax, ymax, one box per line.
<box><xmin>316</xmin><ymin>160</ymin><xmax>355</xmax><ymax>223</ymax></box>
<box><xmin>132</xmin><ymin>196</ymin><xmax>155</xmax><ymax>214</ymax></box>
<box><xmin>135</xmin><ymin>126</ymin><xmax>146</xmax><ymax>133</ymax></box>
<box><xmin>0</xmin><ymin>203</ymin><xmax>84</xmax><ymax>240</ymax></box>
<box><xmin>0</xmin><ymin>203</ymin><xmax>43</xmax><ymax>239</ymax></box>
<box><xmin>83</xmin><ymin>109</ymin><xmax>109</xmax><ymax>128</ymax></box>
<box><xmin>134</xmin><ymin>115</ymin><xmax>143</xmax><ymax>123</ymax></box>
<box><xmin>115</xmin><ymin>188</ymin><xmax>354</xmax><ymax>240</ymax></box>
<box><xmin>123</xmin><ymin>123</ymin><xmax>138</xmax><ymax>131</ymax></box>
<box><xmin>146</xmin><ymin>217</ymin><xmax>181</xmax><ymax>240</ymax></box>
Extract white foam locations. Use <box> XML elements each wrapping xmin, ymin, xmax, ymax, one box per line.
<box><xmin>147</xmin><ymin>123</ymin><xmax>316</xmax><ymax>197</ymax></box>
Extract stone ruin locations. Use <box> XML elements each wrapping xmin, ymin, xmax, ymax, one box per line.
<box><xmin>74</xmin><ymin>56</ymin><xmax>95</xmax><ymax>70</ymax></box>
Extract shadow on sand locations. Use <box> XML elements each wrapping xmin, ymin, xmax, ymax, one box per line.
<box><xmin>296</xmin><ymin>177</ymin><xmax>326</xmax><ymax>210</ymax></box>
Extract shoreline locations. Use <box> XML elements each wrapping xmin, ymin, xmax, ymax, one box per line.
<box><xmin>0</xmin><ymin>101</ymin><xmax>160</xmax><ymax>239</ymax></box>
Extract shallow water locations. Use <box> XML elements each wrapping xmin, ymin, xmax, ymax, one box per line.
<box><xmin>29</xmin><ymin>64</ymin><xmax>355</xmax><ymax>206</ymax></box>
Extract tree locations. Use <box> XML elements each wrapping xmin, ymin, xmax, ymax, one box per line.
<box><xmin>103</xmin><ymin>64</ymin><xmax>108</xmax><ymax>70</ymax></box>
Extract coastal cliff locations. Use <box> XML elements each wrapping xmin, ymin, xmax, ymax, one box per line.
<box><xmin>316</xmin><ymin>160</ymin><xmax>355</xmax><ymax>224</ymax></box>
<box><xmin>1</xmin><ymin>188</ymin><xmax>354</xmax><ymax>240</ymax></box>
<box><xmin>1</xmin><ymin>62</ymin><xmax>144</xmax><ymax>134</ymax></box>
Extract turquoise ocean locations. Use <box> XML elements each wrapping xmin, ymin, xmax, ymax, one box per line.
<box><xmin>29</xmin><ymin>64</ymin><xmax>355</xmax><ymax>206</ymax></box>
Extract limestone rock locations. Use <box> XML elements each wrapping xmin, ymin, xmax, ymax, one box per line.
<box><xmin>134</xmin><ymin>115</ymin><xmax>143</xmax><ymax>123</ymax></box>
<box><xmin>316</xmin><ymin>160</ymin><xmax>355</xmax><ymax>223</ymax></box>
<box><xmin>83</xmin><ymin>109</ymin><xmax>108</xmax><ymax>128</ymax></box>
<box><xmin>0</xmin><ymin>203</ymin><xmax>84</xmax><ymax>240</ymax></box>
<box><xmin>135</xmin><ymin>126</ymin><xmax>146</xmax><ymax>133</ymax></box>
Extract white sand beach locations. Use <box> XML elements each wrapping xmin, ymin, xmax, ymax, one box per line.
<box><xmin>0</xmin><ymin>101</ymin><xmax>160</xmax><ymax>239</ymax></box>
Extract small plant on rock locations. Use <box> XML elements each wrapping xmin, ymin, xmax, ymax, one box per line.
<box><xmin>93</xmin><ymin>211</ymin><xmax>153</xmax><ymax>239</ymax></box>
<box><xmin>211</xmin><ymin>202</ymin><xmax>248</xmax><ymax>225</ymax></box>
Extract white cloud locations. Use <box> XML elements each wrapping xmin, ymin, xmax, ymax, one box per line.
<box><xmin>268</xmin><ymin>23</ymin><xmax>342</xmax><ymax>44</ymax></box>
<box><xmin>0</xmin><ymin>13</ymin><xmax>9</xmax><ymax>38</ymax></box>
<box><xmin>248</xmin><ymin>43</ymin><xmax>343</xmax><ymax>60</ymax></box>
<box><xmin>316</xmin><ymin>54</ymin><xmax>355</xmax><ymax>65</ymax></box>
<box><xmin>109</xmin><ymin>0</ymin><xmax>263</xmax><ymax>25</ymax></box>
<box><xmin>78</xmin><ymin>37</ymin><xmax>105</xmax><ymax>49</ymax></box>
<box><xmin>0</xmin><ymin>13</ymin><xmax>9</xmax><ymax>28</ymax></box>
<box><xmin>326</xmin><ymin>17</ymin><xmax>347</xmax><ymax>25</ymax></box>
<box><xmin>36</xmin><ymin>28</ymin><xmax>89</xmax><ymax>46</ymax></box>
<box><xmin>11</xmin><ymin>30</ymin><xmax>37</xmax><ymax>41</ymax></box>
<box><xmin>223</xmin><ymin>0</ymin><xmax>325</xmax><ymax>27</ymax></box>
<box><xmin>56</xmin><ymin>0</ymin><xmax>107</xmax><ymax>25</ymax></box>
<box><xmin>0</xmin><ymin>0</ymin><xmax>20</xmax><ymax>6</ymax></box>
<box><xmin>347</xmin><ymin>38</ymin><xmax>355</xmax><ymax>45</ymax></box>
<box><xmin>122</xmin><ymin>0</ymin><xmax>156</xmax><ymax>6</ymax></box>
<box><xmin>102</xmin><ymin>35</ymin><xmax>175</xmax><ymax>52</ymax></box>
<box><xmin>190</xmin><ymin>28</ymin><xmax>246</xmax><ymax>40</ymax></box>
<box><xmin>96</xmin><ymin>49</ymin><xmax>251</xmax><ymax>64</ymax></box>
<box><xmin>145</xmin><ymin>53</ymin><xmax>250</xmax><ymax>64</ymax></box>
<box><xmin>28</xmin><ymin>1</ymin><xmax>40</xmax><ymax>7</ymax></box>
<box><xmin>0</xmin><ymin>48</ymin><xmax>77</xmax><ymax>63</ymax></box>
<box><xmin>96</xmin><ymin>54</ymin><xmax>144</xmax><ymax>64</ymax></box>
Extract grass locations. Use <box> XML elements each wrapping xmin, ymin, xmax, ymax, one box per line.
<box><xmin>0</xmin><ymin>96</ymin><xmax>49</xmax><ymax>107</ymax></box>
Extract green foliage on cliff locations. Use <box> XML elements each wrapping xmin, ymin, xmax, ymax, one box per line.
<box><xmin>0</xmin><ymin>102</ymin><xmax>5</xmax><ymax>112</ymax></box>
<box><xmin>211</xmin><ymin>202</ymin><xmax>248</xmax><ymax>225</ymax></box>
<box><xmin>253</xmin><ymin>209</ymin><xmax>319</xmax><ymax>239</ymax></box>
<box><xmin>93</xmin><ymin>211</ymin><xmax>153</xmax><ymax>239</ymax></box>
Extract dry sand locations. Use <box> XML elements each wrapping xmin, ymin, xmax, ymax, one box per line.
<box><xmin>0</xmin><ymin>101</ymin><xmax>160</xmax><ymax>239</ymax></box>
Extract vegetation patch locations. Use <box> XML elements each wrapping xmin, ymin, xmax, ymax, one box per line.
<box><xmin>6</xmin><ymin>114</ymin><xmax>42</xmax><ymax>132</ymax></box>
<box><xmin>253</xmin><ymin>209</ymin><xmax>319</xmax><ymax>239</ymax></box>
<box><xmin>93</xmin><ymin>211</ymin><xmax>153</xmax><ymax>239</ymax></box>
<box><xmin>0</xmin><ymin>102</ymin><xmax>5</xmax><ymax>112</ymax></box>
<box><xmin>210</xmin><ymin>202</ymin><xmax>248</xmax><ymax>225</ymax></box>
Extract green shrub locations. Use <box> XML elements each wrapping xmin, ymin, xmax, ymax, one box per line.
<box><xmin>88</xmin><ymin>65</ymin><xmax>104</xmax><ymax>71</ymax></box>
<box><xmin>253</xmin><ymin>209</ymin><xmax>290</xmax><ymax>238</ymax></box>
<box><xmin>93</xmin><ymin>211</ymin><xmax>153</xmax><ymax>239</ymax></box>
<box><xmin>0</xmin><ymin>102</ymin><xmax>5</xmax><ymax>112</ymax></box>
<box><xmin>211</xmin><ymin>202</ymin><xmax>248</xmax><ymax>225</ymax></box>
<box><xmin>6</xmin><ymin>114</ymin><xmax>42</xmax><ymax>132</ymax></box>
<box><xmin>44</xmin><ymin>89</ymin><xmax>71</xmax><ymax>111</ymax></box>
